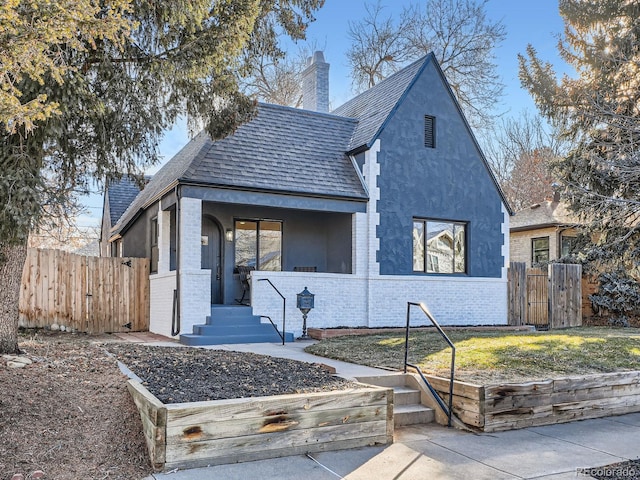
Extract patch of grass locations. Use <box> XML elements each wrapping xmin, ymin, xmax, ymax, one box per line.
<box><xmin>305</xmin><ymin>327</ymin><xmax>640</xmax><ymax>385</ymax></box>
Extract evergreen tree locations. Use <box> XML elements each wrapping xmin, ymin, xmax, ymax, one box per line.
<box><xmin>0</xmin><ymin>0</ymin><xmax>323</xmax><ymax>354</ymax></box>
<box><xmin>519</xmin><ymin>0</ymin><xmax>640</xmax><ymax>322</ymax></box>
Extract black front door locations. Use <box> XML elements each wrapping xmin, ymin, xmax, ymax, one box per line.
<box><xmin>201</xmin><ymin>217</ymin><xmax>222</xmax><ymax>304</ymax></box>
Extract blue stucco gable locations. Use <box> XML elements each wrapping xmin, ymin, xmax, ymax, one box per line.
<box><xmin>375</xmin><ymin>58</ymin><xmax>506</xmax><ymax>278</ymax></box>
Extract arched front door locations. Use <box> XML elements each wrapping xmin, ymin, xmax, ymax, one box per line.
<box><xmin>201</xmin><ymin>216</ymin><xmax>222</xmax><ymax>304</ymax></box>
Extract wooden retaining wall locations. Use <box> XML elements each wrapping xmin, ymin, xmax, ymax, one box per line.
<box><xmin>128</xmin><ymin>380</ymin><xmax>393</xmax><ymax>471</ymax></box>
<box><xmin>425</xmin><ymin>371</ymin><xmax>640</xmax><ymax>432</ymax></box>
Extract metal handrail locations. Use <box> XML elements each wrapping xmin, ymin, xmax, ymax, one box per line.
<box><xmin>257</xmin><ymin>278</ymin><xmax>286</xmax><ymax>345</ymax></box>
<box><xmin>404</xmin><ymin>301</ymin><xmax>456</xmax><ymax>427</ymax></box>
<box><xmin>260</xmin><ymin>316</ymin><xmax>284</xmax><ymax>344</ymax></box>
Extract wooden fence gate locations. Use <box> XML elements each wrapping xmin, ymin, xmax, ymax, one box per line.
<box><xmin>19</xmin><ymin>248</ymin><xmax>150</xmax><ymax>333</ymax></box>
<box><xmin>527</xmin><ymin>268</ymin><xmax>549</xmax><ymax>326</ymax></box>
<box><xmin>508</xmin><ymin>262</ymin><xmax>582</xmax><ymax>328</ymax></box>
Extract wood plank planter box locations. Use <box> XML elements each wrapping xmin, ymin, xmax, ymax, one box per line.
<box><xmin>424</xmin><ymin>371</ymin><xmax>640</xmax><ymax>432</ymax></box>
<box><xmin>127</xmin><ymin>380</ymin><xmax>393</xmax><ymax>471</ymax></box>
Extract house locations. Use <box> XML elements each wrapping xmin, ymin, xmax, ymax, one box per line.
<box><xmin>100</xmin><ymin>176</ymin><xmax>147</xmax><ymax>257</ymax></box>
<box><xmin>509</xmin><ymin>192</ymin><xmax>579</xmax><ymax>267</ymax></box>
<box><xmin>104</xmin><ymin>51</ymin><xmax>512</xmax><ymax>343</ymax></box>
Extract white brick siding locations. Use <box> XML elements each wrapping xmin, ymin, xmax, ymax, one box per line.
<box><xmin>251</xmin><ymin>272</ymin><xmax>507</xmax><ymax>337</ymax></box>
<box><xmin>150</xmin><ymin>271</ymin><xmax>176</xmax><ymax>336</ymax></box>
<box><xmin>178</xmin><ymin>197</ymin><xmax>211</xmax><ymax>334</ymax></box>
<box><xmin>179</xmin><ymin>197</ymin><xmax>202</xmax><ymax>273</ymax></box>
<box><xmin>157</xmin><ymin>208</ymin><xmax>171</xmax><ymax>274</ymax></box>
<box><xmin>179</xmin><ymin>270</ymin><xmax>211</xmax><ymax>335</ymax></box>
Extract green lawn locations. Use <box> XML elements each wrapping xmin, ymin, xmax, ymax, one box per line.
<box><xmin>304</xmin><ymin>327</ymin><xmax>640</xmax><ymax>385</ymax></box>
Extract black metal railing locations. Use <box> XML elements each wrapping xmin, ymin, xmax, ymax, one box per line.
<box><xmin>257</xmin><ymin>278</ymin><xmax>286</xmax><ymax>345</ymax></box>
<box><xmin>404</xmin><ymin>301</ymin><xmax>456</xmax><ymax>427</ymax></box>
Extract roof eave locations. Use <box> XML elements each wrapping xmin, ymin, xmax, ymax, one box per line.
<box><xmin>178</xmin><ymin>178</ymin><xmax>369</xmax><ymax>202</ymax></box>
<box><xmin>510</xmin><ymin>222</ymin><xmax>578</xmax><ymax>232</ymax></box>
<box><xmin>109</xmin><ymin>180</ymin><xmax>179</xmax><ymax>240</ymax></box>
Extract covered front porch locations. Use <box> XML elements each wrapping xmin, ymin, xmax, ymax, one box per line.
<box><xmin>148</xmin><ymin>186</ymin><xmax>368</xmax><ymax>342</ymax></box>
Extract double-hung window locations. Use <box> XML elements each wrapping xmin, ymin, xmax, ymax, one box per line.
<box><xmin>532</xmin><ymin>237</ymin><xmax>550</xmax><ymax>264</ymax></box>
<box><xmin>150</xmin><ymin>217</ymin><xmax>158</xmax><ymax>273</ymax></box>
<box><xmin>413</xmin><ymin>219</ymin><xmax>466</xmax><ymax>273</ymax></box>
<box><xmin>560</xmin><ymin>235</ymin><xmax>577</xmax><ymax>257</ymax></box>
<box><xmin>234</xmin><ymin>219</ymin><xmax>282</xmax><ymax>271</ymax></box>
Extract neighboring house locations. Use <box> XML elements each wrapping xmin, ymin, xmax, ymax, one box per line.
<box><xmin>510</xmin><ymin>193</ymin><xmax>580</xmax><ymax>267</ymax></box>
<box><xmin>104</xmin><ymin>51</ymin><xmax>512</xmax><ymax>342</ymax></box>
<box><xmin>100</xmin><ymin>176</ymin><xmax>147</xmax><ymax>257</ymax></box>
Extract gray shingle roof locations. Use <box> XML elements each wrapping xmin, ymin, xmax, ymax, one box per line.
<box><xmin>332</xmin><ymin>55</ymin><xmax>430</xmax><ymax>151</ymax></box>
<box><xmin>107</xmin><ymin>176</ymin><xmax>145</xmax><ymax>225</ymax></box>
<box><xmin>113</xmin><ymin>133</ymin><xmax>209</xmax><ymax>234</ymax></box>
<box><xmin>112</xmin><ymin>103</ymin><xmax>365</xmax><ymax>236</ymax></box>
<box><xmin>183</xmin><ymin>103</ymin><xmax>363</xmax><ymax>198</ymax></box>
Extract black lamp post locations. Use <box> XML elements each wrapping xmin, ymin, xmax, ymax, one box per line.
<box><xmin>296</xmin><ymin>287</ymin><xmax>315</xmax><ymax>340</ymax></box>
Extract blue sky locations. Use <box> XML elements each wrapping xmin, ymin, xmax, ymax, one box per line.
<box><xmin>81</xmin><ymin>0</ymin><xmax>567</xmax><ymax>229</ymax></box>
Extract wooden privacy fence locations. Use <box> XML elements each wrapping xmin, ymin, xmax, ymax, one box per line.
<box><xmin>20</xmin><ymin>248</ymin><xmax>150</xmax><ymax>333</ymax></box>
<box><xmin>508</xmin><ymin>262</ymin><xmax>582</xmax><ymax>328</ymax></box>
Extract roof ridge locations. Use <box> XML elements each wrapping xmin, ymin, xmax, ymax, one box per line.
<box><xmin>257</xmin><ymin>101</ymin><xmax>358</xmax><ymax>124</ymax></box>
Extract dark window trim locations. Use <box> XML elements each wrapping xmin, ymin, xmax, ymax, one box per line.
<box><xmin>150</xmin><ymin>216</ymin><xmax>159</xmax><ymax>274</ymax></box>
<box><xmin>424</xmin><ymin>115</ymin><xmax>436</xmax><ymax>148</ymax></box>
<box><xmin>560</xmin><ymin>234</ymin><xmax>577</xmax><ymax>257</ymax></box>
<box><xmin>413</xmin><ymin>217</ymin><xmax>467</xmax><ymax>275</ymax></box>
<box><xmin>531</xmin><ymin>236</ymin><xmax>550</xmax><ymax>265</ymax></box>
<box><xmin>234</xmin><ymin>217</ymin><xmax>283</xmax><ymax>271</ymax></box>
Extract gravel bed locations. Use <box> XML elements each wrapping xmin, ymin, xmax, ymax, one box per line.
<box><xmin>585</xmin><ymin>459</ymin><xmax>640</xmax><ymax>479</ymax></box>
<box><xmin>106</xmin><ymin>344</ymin><xmax>358</xmax><ymax>404</ymax></box>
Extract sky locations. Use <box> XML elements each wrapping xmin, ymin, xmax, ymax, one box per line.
<box><xmin>80</xmin><ymin>0</ymin><xmax>567</xmax><ymax>230</ymax></box>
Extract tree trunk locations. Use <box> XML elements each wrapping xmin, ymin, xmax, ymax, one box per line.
<box><xmin>0</xmin><ymin>240</ymin><xmax>27</xmax><ymax>354</ymax></box>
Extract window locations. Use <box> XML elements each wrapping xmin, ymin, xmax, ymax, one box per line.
<box><xmin>424</xmin><ymin>115</ymin><xmax>436</xmax><ymax>148</ymax></box>
<box><xmin>235</xmin><ymin>219</ymin><xmax>282</xmax><ymax>271</ymax></box>
<box><xmin>532</xmin><ymin>237</ymin><xmax>549</xmax><ymax>264</ymax></box>
<box><xmin>150</xmin><ymin>217</ymin><xmax>158</xmax><ymax>273</ymax></box>
<box><xmin>111</xmin><ymin>239</ymin><xmax>123</xmax><ymax>258</ymax></box>
<box><xmin>413</xmin><ymin>219</ymin><xmax>466</xmax><ymax>273</ymax></box>
<box><xmin>561</xmin><ymin>235</ymin><xmax>577</xmax><ymax>257</ymax></box>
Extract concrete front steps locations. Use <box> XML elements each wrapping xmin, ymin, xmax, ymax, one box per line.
<box><xmin>357</xmin><ymin>373</ymin><xmax>435</xmax><ymax>427</ymax></box>
<box><xmin>180</xmin><ymin>305</ymin><xmax>294</xmax><ymax>346</ymax></box>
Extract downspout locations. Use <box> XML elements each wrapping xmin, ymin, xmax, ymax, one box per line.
<box><xmin>171</xmin><ymin>185</ymin><xmax>181</xmax><ymax>336</ymax></box>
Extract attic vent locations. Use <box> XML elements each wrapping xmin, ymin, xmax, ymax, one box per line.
<box><xmin>424</xmin><ymin>115</ymin><xmax>436</xmax><ymax>148</ymax></box>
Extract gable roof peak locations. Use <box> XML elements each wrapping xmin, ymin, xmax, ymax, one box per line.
<box><xmin>332</xmin><ymin>54</ymin><xmax>433</xmax><ymax>152</ymax></box>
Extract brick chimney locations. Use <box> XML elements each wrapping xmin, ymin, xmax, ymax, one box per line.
<box><xmin>302</xmin><ymin>51</ymin><xmax>329</xmax><ymax>113</ymax></box>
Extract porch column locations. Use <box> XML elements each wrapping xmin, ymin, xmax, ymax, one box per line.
<box><xmin>157</xmin><ymin>208</ymin><xmax>171</xmax><ymax>274</ymax></box>
<box><xmin>178</xmin><ymin>197</ymin><xmax>211</xmax><ymax>335</ymax></box>
<box><xmin>150</xmin><ymin>206</ymin><xmax>176</xmax><ymax>337</ymax></box>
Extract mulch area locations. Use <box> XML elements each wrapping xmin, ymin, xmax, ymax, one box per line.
<box><xmin>105</xmin><ymin>343</ymin><xmax>357</xmax><ymax>404</ymax></box>
<box><xmin>0</xmin><ymin>331</ymin><xmax>356</xmax><ymax>480</ymax></box>
<box><xmin>0</xmin><ymin>333</ymin><xmax>151</xmax><ymax>480</ymax></box>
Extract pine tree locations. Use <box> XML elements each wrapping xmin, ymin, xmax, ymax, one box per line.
<box><xmin>519</xmin><ymin>0</ymin><xmax>640</xmax><ymax>322</ymax></box>
<box><xmin>0</xmin><ymin>0</ymin><xmax>323</xmax><ymax>354</ymax></box>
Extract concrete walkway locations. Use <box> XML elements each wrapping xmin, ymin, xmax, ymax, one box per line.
<box><xmin>123</xmin><ymin>335</ymin><xmax>640</xmax><ymax>479</ymax></box>
<box><xmin>144</xmin><ymin>414</ymin><xmax>640</xmax><ymax>479</ymax></box>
